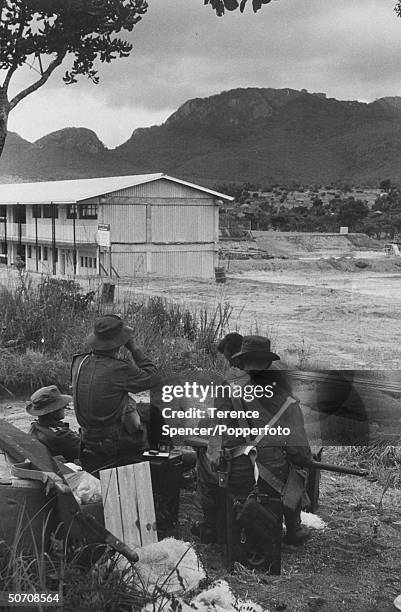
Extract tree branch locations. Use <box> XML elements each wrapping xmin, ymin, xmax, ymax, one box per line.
<box><xmin>3</xmin><ymin>3</ymin><xmax>27</xmax><ymax>91</ymax></box>
<box><xmin>9</xmin><ymin>51</ymin><xmax>66</xmax><ymax>110</ymax></box>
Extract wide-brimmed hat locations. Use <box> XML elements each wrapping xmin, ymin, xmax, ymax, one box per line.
<box><xmin>85</xmin><ymin>314</ymin><xmax>132</xmax><ymax>351</ymax></box>
<box><xmin>231</xmin><ymin>335</ymin><xmax>280</xmax><ymax>363</ymax></box>
<box><xmin>26</xmin><ymin>385</ymin><xmax>72</xmax><ymax>417</ymax></box>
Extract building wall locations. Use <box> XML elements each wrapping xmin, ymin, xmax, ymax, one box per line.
<box><xmin>0</xmin><ymin>177</ymin><xmax>222</xmax><ymax>279</ymax></box>
<box><xmin>97</xmin><ymin>179</ymin><xmax>219</xmax><ymax>278</ymax></box>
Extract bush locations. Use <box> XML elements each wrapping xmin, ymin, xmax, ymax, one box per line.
<box><xmin>0</xmin><ymin>274</ymin><xmax>233</xmax><ymax>391</ymax></box>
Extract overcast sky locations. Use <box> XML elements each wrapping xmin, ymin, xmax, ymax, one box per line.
<box><xmin>5</xmin><ymin>0</ymin><xmax>401</xmax><ymax>147</ymax></box>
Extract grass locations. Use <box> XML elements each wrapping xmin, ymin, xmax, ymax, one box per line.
<box><xmin>337</xmin><ymin>443</ymin><xmax>401</xmax><ymax>492</ymax></box>
<box><xmin>0</xmin><ymin>272</ymin><xmax>233</xmax><ymax>392</ymax></box>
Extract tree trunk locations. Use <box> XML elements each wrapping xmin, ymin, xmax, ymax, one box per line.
<box><xmin>0</xmin><ymin>88</ymin><xmax>10</xmax><ymax>159</ymax></box>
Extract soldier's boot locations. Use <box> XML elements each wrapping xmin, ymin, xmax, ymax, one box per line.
<box><xmin>283</xmin><ymin>507</ymin><xmax>311</xmax><ymax>546</ymax></box>
<box><xmin>190</xmin><ymin>508</ymin><xmax>218</xmax><ymax>543</ymax></box>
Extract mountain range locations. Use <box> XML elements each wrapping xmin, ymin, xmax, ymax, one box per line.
<box><xmin>2</xmin><ymin>87</ymin><xmax>401</xmax><ymax>186</ymax></box>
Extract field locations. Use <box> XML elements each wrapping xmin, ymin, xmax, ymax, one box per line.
<box><xmin>114</xmin><ymin>259</ymin><xmax>401</xmax><ymax>370</ymax></box>
<box><xmin>0</xmin><ymin>237</ymin><xmax>401</xmax><ymax>611</ymax></box>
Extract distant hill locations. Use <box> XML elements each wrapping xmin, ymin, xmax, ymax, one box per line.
<box><xmin>3</xmin><ymin>88</ymin><xmax>401</xmax><ymax>185</ymax></box>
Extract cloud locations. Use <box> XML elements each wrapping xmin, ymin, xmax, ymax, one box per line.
<box><xmin>5</xmin><ymin>0</ymin><xmax>401</xmax><ymax>145</ymax></box>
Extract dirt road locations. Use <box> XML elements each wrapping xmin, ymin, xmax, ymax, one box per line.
<box><xmin>115</xmin><ymin>265</ymin><xmax>401</xmax><ymax>370</ymax></box>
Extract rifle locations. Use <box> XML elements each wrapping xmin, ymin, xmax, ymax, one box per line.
<box><xmin>308</xmin><ymin>460</ymin><xmax>368</xmax><ymax>477</ymax></box>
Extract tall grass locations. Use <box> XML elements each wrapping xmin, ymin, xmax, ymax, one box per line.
<box><xmin>0</xmin><ymin>273</ymin><xmax>232</xmax><ymax>392</ymax></box>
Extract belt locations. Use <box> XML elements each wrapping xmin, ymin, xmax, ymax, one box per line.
<box><xmin>81</xmin><ymin>424</ymin><xmax>122</xmax><ymax>438</ymax></box>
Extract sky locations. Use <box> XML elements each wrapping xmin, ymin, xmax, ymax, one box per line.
<box><xmin>4</xmin><ymin>0</ymin><xmax>401</xmax><ymax>148</ymax></box>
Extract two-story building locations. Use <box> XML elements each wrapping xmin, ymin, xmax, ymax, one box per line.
<box><xmin>0</xmin><ymin>174</ymin><xmax>233</xmax><ymax>278</ymax></box>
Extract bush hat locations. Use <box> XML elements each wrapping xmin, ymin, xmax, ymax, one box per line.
<box><xmin>26</xmin><ymin>385</ymin><xmax>72</xmax><ymax>417</ymax></box>
<box><xmin>85</xmin><ymin>314</ymin><xmax>132</xmax><ymax>351</ymax></box>
<box><xmin>231</xmin><ymin>335</ymin><xmax>280</xmax><ymax>363</ymax></box>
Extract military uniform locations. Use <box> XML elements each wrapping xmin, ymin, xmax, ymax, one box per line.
<box><xmin>218</xmin><ymin>369</ymin><xmax>311</xmax><ymax>543</ymax></box>
<box><xmin>29</xmin><ymin>420</ymin><xmax>80</xmax><ymax>462</ymax></box>
<box><xmin>71</xmin><ymin>349</ymin><xmax>159</xmax><ymax>473</ymax></box>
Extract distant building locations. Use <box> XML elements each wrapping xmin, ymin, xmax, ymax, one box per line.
<box><xmin>0</xmin><ymin>174</ymin><xmax>233</xmax><ymax>279</ymax></box>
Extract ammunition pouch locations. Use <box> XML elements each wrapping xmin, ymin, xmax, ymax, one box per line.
<box><xmin>231</xmin><ymin>491</ymin><xmax>283</xmax><ymax>573</ymax></box>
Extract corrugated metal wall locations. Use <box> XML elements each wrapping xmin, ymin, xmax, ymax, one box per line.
<box><xmin>151</xmin><ymin>205</ymin><xmax>215</xmax><ymax>242</ymax></box>
<box><xmin>101</xmin><ymin>204</ymin><xmax>147</xmax><ymax>243</ymax></box>
<box><xmin>98</xmin><ymin>178</ymin><xmax>219</xmax><ymax>277</ymax></box>
<box><xmin>111</xmin><ymin>251</ymin><xmax>146</xmax><ymax>276</ymax></box>
<box><xmin>152</xmin><ymin>250</ymin><xmax>215</xmax><ymax>277</ymax></box>
<box><xmin>109</xmin><ymin>178</ymin><xmax>212</xmax><ymax>199</ymax></box>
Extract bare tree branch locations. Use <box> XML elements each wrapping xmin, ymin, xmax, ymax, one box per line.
<box><xmin>9</xmin><ymin>51</ymin><xmax>66</xmax><ymax>110</ymax></box>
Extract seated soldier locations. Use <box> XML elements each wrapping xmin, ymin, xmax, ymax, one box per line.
<box><xmin>27</xmin><ymin>385</ymin><xmax>80</xmax><ymax>462</ymax></box>
<box><xmin>71</xmin><ymin>314</ymin><xmax>160</xmax><ymax>474</ymax></box>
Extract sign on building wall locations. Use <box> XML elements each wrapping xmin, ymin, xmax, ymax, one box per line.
<box><xmin>97</xmin><ymin>223</ymin><xmax>111</xmax><ymax>248</ymax></box>
<box><xmin>340</xmin><ymin>226</ymin><xmax>349</xmax><ymax>234</ymax></box>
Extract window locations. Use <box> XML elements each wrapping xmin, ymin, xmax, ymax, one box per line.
<box><xmin>13</xmin><ymin>205</ymin><xmax>26</xmax><ymax>224</ymax></box>
<box><xmin>43</xmin><ymin>247</ymin><xmax>48</xmax><ymax>261</ymax></box>
<box><xmin>27</xmin><ymin>246</ymin><xmax>32</xmax><ymax>259</ymax></box>
<box><xmin>43</xmin><ymin>205</ymin><xmax>58</xmax><ymax>219</ymax></box>
<box><xmin>80</xmin><ymin>255</ymin><xmax>97</xmax><ymax>269</ymax></box>
<box><xmin>0</xmin><ymin>205</ymin><xmax>6</xmax><ymax>220</ymax></box>
<box><xmin>67</xmin><ymin>205</ymin><xmax>77</xmax><ymax>219</ymax></box>
<box><xmin>53</xmin><ymin>249</ymin><xmax>58</xmax><ymax>263</ymax></box>
<box><xmin>32</xmin><ymin>205</ymin><xmax>42</xmax><ymax>218</ymax></box>
<box><xmin>78</xmin><ymin>203</ymin><xmax>97</xmax><ymax>219</ymax></box>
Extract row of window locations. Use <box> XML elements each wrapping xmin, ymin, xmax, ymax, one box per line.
<box><xmin>27</xmin><ymin>245</ymin><xmax>51</xmax><ymax>261</ymax></box>
<box><xmin>0</xmin><ymin>204</ymin><xmax>98</xmax><ymax>221</ymax></box>
<box><xmin>33</xmin><ymin>204</ymin><xmax>98</xmax><ymax>220</ymax></box>
<box><xmin>80</xmin><ymin>256</ymin><xmax>97</xmax><ymax>269</ymax></box>
<box><xmin>26</xmin><ymin>246</ymin><xmax>96</xmax><ymax>269</ymax></box>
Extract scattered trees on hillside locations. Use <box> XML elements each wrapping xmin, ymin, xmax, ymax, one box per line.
<box><xmin>220</xmin><ymin>185</ymin><xmax>401</xmax><ymax>238</ymax></box>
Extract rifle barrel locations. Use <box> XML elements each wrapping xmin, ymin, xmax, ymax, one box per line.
<box><xmin>309</xmin><ymin>460</ymin><xmax>368</xmax><ymax>477</ymax></box>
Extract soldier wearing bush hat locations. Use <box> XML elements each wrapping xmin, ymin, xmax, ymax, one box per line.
<box><xmin>71</xmin><ymin>314</ymin><xmax>160</xmax><ymax>474</ymax></box>
<box><xmin>27</xmin><ymin>385</ymin><xmax>80</xmax><ymax>462</ymax></box>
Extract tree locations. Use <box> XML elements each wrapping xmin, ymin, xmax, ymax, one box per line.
<box><xmin>338</xmin><ymin>199</ymin><xmax>369</xmax><ymax>230</ymax></box>
<box><xmin>205</xmin><ymin>0</ymin><xmax>274</xmax><ymax>16</ymax></box>
<box><xmin>379</xmin><ymin>179</ymin><xmax>392</xmax><ymax>192</ymax></box>
<box><xmin>0</xmin><ymin>0</ymin><xmax>148</xmax><ymax>156</ymax></box>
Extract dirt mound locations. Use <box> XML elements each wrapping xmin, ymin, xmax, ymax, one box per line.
<box><xmin>253</xmin><ymin>232</ymin><xmax>382</xmax><ymax>257</ymax></box>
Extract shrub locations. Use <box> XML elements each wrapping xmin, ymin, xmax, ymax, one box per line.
<box><xmin>0</xmin><ymin>274</ymin><xmax>232</xmax><ymax>391</ymax></box>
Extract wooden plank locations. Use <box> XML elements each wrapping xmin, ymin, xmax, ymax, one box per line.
<box><xmin>133</xmin><ymin>462</ymin><xmax>157</xmax><ymax>546</ymax></box>
<box><xmin>117</xmin><ymin>465</ymin><xmax>141</xmax><ymax>549</ymax></box>
<box><xmin>100</xmin><ymin>468</ymin><xmax>124</xmax><ymax>543</ymax></box>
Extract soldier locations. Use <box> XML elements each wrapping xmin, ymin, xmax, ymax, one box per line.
<box><xmin>71</xmin><ymin>314</ymin><xmax>160</xmax><ymax>474</ymax></box>
<box><xmin>27</xmin><ymin>385</ymin><xmax>80</xmax><ymax>462</ymax></box>
<box><xmin>191</xmin><ymin>333</ymin><xmax>247</xmax><ymax>542</ymax></box>
<box><xmin>218</xmin><ymin>335</ymin><xmax>312</xmax><ymax>546</ymax></box>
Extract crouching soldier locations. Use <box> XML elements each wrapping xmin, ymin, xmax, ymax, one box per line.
<box><xmin>27</xmin><ymin>385</ymin><xmax>80</xmax><ymax>462</ymax></box>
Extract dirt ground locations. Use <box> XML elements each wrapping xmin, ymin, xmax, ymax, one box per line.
<box><xmin>114</xmin><ymin>256</ymin><xmax>401</xmax><ymax>370</ymax></box>
<box><xmin>2</xmin><ymin>400</ymin><xmax>400</xmax><ymax>612</ymax></box>
<box><xmin>180</xmin><ymin>450</ymin><xmax>401</xmax><ymax>612</ymax></box>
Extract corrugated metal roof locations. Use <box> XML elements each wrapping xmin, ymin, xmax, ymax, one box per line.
<box><xmin>0</xmin><ymin>174</ymin><xmax>234</xmax><ymax>204</ymax></box>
